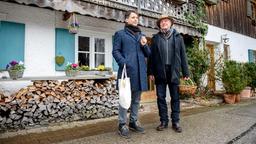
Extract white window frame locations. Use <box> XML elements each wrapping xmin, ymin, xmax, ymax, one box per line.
<box><xmin>75</xmin><ymin>30</ymin><xmax>112</xmax><ymax>69</ymax></box>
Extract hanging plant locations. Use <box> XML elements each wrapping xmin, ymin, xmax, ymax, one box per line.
<box><xmin>68</xmin><ymin>13</ymin><xmax>79</xmax><ymax>34</ymax></box>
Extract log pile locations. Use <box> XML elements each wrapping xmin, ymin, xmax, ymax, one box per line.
<box><xmin>0</xmin><ymin>79</ymin><xmax>119</xmax><ymax>131</ymax></box>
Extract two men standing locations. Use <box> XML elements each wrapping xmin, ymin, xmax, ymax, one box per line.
<box><xmin>112</xmin><ymin>11</ymin><xmax>189</xmax><ymax>138</ymax></box>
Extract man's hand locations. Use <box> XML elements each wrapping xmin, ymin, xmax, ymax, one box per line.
<box><xmin>140</xmin><ymin>36</ymin><xmax>147</xmax><ymax>46</ymax></box>
<box><xmin>149</xmin><ymin>75</ymin><xmax>155</xmax><ymax>81</ymax></box>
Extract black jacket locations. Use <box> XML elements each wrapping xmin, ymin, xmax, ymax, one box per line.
<box><xmin>148</xmin><ymin>29</ymin><xmax>189</xmax><ymax>84</ymax></box>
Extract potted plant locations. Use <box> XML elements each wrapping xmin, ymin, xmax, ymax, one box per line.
<box><xmin>65</xmin><ymin>63</ymin><xmax>79</xmax><ymax>77</ymax></box>
<box><xmin>242</xmin><ymin>62</ymin><xmax>256</xmax><ymax>98</ymax></box>
<box><xmin>221</xmin><ymin>61</ymin><xmax>247</xmax><ymax>104</ymax></box>
<box><xmin>6</xmin><ymin>60</ymin><xmax>25</xmax><ymax>80</ymax></box>
<box><xmin>68</xmin><ymin>13</ymin><xmax>79</xmax><ymax>34</ymax></box>
<box><xmin>241</xmin><ymin>62</ymin><xmax>256</xmax><ymax>98</ymax></box>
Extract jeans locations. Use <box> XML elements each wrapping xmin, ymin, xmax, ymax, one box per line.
<box><xmin>156</xmin><ymin>65</ymin><xmax>180</xmax><ymax>124</ymax></box>
<box><xmin>118</xmin><ymin>91</ymin><xmax>141</xmax><ymax>124</ymax></box>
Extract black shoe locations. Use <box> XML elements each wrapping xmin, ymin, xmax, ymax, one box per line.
<box><xmin>129</xmin><ymin>121</ymin><xmax>145</xmax><ymax>133</ymax></box>
<box><xmin>172</xmin><ymin>123</ymin><xmax>182</xmax><ymax>133</ymax></box>
<box><xmin>118</xmin><ymin>124</ymin><xmax>131</xmax><ymax>139</ymax></box>
<box><xmin>156</xmin><ymin>122</ymin><xmax>168</xmax><ymax>131</ymax></box>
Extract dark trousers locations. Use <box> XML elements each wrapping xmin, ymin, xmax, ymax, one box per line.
<box><xmin>156</xmin><ymin>65</ymin><xmax>180</xmax><ymax>124</ymax></box>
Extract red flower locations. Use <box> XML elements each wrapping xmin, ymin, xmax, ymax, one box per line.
<box><xmin>71</xmin><ymin>63</ymin><xmax>78</xmax><ymax>68</ymax></box>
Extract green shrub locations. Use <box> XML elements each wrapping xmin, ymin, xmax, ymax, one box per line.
<box><xmin>187</xmin><ymin>38</ymin><xmax>209</xmax><ymax>86</ymax></box>
<box><xmin>243</xmin><ymin>62</ymin><xmax>256</xmax><ymax>89</ymax></box>
<box><xmin>222</xmin><ymin>60</ymin><xmax>247</xmax><ymax>94</ymax></box>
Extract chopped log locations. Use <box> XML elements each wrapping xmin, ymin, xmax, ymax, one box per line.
<box><xmin>0</xmin><ymin>79</ymin><xmax>119</xmax><ymax>131</ymax></box>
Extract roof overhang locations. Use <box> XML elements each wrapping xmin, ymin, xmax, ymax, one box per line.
<box><xmin>1</xmin><ymin>0</ymin><xmax>201</xmax><ymax>36</ymax></box>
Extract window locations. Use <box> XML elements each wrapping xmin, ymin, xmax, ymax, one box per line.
<box><xmin>94</xmin><ymin>38</ymin><xmax>105</xmax><ymax>67</ymax></box>
<box><xmin>254</xmin><ymin>51</ymin><xmax>256</xmax><ymax>62</ymax></box>
<box><xmin>253</xmin><ymin>50</ymin><xmax>256</xmax><ymax>63</ymax></box>
<box><xmin>247</xmin><ymin>0</ymin><xmax>256</xmax><ymax>20</ymax></box>
<box><xmin>248</xmin><ymin>49</ymin><xmax>256</xmax><ymax>63</ymax></box>
<box><xmin>78</xmin><ymin>34</ymin><xmax>110</xmax><ymax>68</ymax></box>
<box><xmin>78</xmin><ymin>36</ymin><xmax>90</xmax><ymax>66</ymax></box>
<box><xmin>251</xmin><ymin>2</ymin><xmax>256</xmax><ymax>20</ymax></box>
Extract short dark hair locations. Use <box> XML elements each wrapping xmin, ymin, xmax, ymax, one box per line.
<box><xmin>124</xmin><ymin>10</ymin><xmax>139</xmax><ymax>19</ymax></box>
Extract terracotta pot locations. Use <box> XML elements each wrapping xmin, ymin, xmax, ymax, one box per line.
<box><xmin>235</xmin><ymin>94</ymin><xmax>241</xmax><ymax>103</ymax></box>
<box><xmin>223</xmin><ymin>94</ymin><xmax>236</xmax><ymax>104</ymax></box>
<box><xmin>240</xmin><ymin>87</ymin><xmax>252</xmax><ymax>98</ymax></box>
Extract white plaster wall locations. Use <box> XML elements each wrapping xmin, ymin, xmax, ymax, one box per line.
<box><xmin>0</xmin><ymin>1</ymin><xmax>157</xmax><ymax>95</ymax></box>
<box><xmin>206</xmin><ymin>25</ymin><xmax>256</xmax><ymax>62</ymax></box>
<box><xmin>0</xmin><ymin>1</ymin><xmax>56</xmax><ymax>77</ymax></box>
<box><xmin>0</xmin><ymin>1</ymin><xmax>157</xmax><ymax>78</ymax></box>
<box><xmin>0</xmin><ymin>2</ymin><xmax>56</xmax><ymax>95</ymax></box>
<box><xmin>205</xmin><ymin>24</ymin><xmax>256</xmax><ymax>91</ymax></box>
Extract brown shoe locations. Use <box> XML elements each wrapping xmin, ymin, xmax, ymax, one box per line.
<box><xmin>156</xmin><ymin>122</ymin><xmax>168</xmax><ymax>131</ymax></box>
<box><xmin>172</xmin><ymin>123</ymin><xmax>182</xmax><ymax>133</ymax></box>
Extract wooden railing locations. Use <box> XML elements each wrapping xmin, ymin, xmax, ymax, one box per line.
<box><xmin>84</xmin><ymin>0</ymin><xmax>196</xmax><ymax>20</ymax></box>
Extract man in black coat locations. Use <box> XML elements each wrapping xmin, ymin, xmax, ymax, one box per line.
<box><xmin>148</xmin><ymin>15</ymin><xmax>190</xmax><ymax>133</ymax></box>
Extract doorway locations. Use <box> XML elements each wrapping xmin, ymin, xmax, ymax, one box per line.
<box><xmin>206</xmin><ymin>44</ymin><xmax>216</xmax><ymax>91</ymax></box>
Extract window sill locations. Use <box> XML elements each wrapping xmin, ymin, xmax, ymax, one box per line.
<box><xmin>0</xmin><ymin>75</ymin><xmax>114</xmax><ymax>82</ymax></box>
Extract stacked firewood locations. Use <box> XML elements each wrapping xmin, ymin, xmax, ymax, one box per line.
<box><xmin>0</xmin><ymin>79</ymin><xmax>119</xmax><ymax>130</ymax></box>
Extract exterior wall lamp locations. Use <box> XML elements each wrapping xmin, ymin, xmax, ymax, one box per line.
<box><xmin>221</xmin><ymin>34</ymin><xmax>229</xmax><ymax>43</ymax></box>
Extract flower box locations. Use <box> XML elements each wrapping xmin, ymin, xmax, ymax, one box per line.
<box><xmin>65</xmin><ymin>63</ymin><xmax>79</xmax><ymax>77</ymax></box>
<box><xmin>97</xmin><ymin>71</ymin><xmax>112</xmax><ymax>76</ymax></box>
<box><xmin>6</xmin><ymin>60</ymin><xmax>25</xmax><ymax>80</ymax></box>
<box><xmin>79</xmin><ymin>70</ymin><xmax>112</xmax><ymax>76</ymax></box>
<box><xmin>65</xmin><ymin>70</ymin><xmax>79</xmax><ymax>77</ymax></box>
<box><xmin>79</xmin><ymin>71</ymin><xmax>96</xmax><ymax>75</ymax></box>
<box><xmin>8</xmin><ymin>69</ymin><xmax>24</xmax><ymax>80</ymax></box>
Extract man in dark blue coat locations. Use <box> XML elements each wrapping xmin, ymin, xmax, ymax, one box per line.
<box><xmin>148</xmin><ymin>15</ymin><xmax>190</xmax><ymax>133</ymax></box>
<box><xmin>112</xmin><ymin>10</ymin><xmax>151</xmax><ymax>138</ymax></box>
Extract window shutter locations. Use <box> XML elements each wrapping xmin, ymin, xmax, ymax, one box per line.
<box><xmin>0</xmin><ymin>21</ymin><xmax>25</xmax><ymax>70</ymax></box>
<box><xmin>247</xmin><ymin>0</ymin><xmax>252</xmax><ymax>18</ymax></box>
<box><xmin>55</xmin><ymin>28</ymin><xmax>75</xmax><ymax>70</ymax></box>
<box><xmin>248</xmin><ymin>49</ymin><xmax>255</xmax><ymax>63</ymax></box>
<box><xmin>112</xmin><ymin>35</ymin><xmax>119</xmax><ymax>72</ymax></box>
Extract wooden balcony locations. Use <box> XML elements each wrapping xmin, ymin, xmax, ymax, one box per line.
<box><xmin>5</xmin><ymin>0</ymin><xmax>200</xmax><ymax>36</ymax></box>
